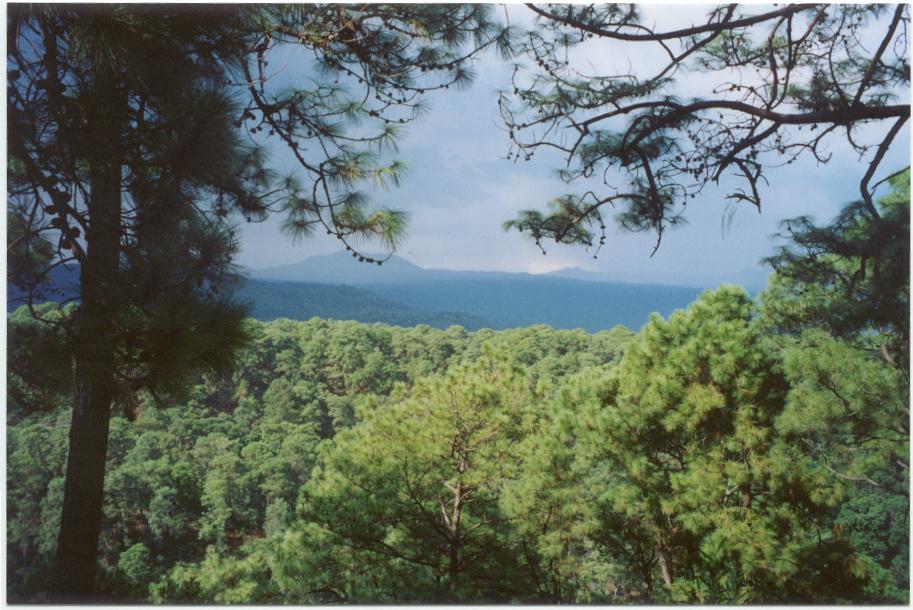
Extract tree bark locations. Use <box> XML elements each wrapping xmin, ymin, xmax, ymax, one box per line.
<box><xmin>447</xmin><ymin>482</ymin><xmax>463</xmax><ymax>597</ymax></box>
<box><xmin>54</xmin><ymin>66</ymin><xmax>124</xmax><ymax>600</ymax></box>
<box><xmin>448</xmin><ymin>538</ymin><xmax>460</xmax><ymax>595</ymax></box>
<box><xmin>653</xmin><ymin>530</ymin><xmax>673</xmax><ymax>589</ymax></box>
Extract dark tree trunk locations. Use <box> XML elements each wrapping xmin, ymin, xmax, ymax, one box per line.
<box><xmin>448</xmin><ymin>543</ymin><xmax>459</xmax><ymax>594</ymax></box>
<box><xmin>55</xmin><ymin>329</ymin><xmax>117</xmax><ymax>599</ymax></box>
<box><xmin>54</xmin><ymin>68</ymin><xmax>124</xmax><ymax>601</ymax></box>
<box><xmin>653</xmin><ymin>529</ymin><xmax>673</xmax><ymax>589</ymax></box>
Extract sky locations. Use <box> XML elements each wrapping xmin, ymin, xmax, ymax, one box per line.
<box><xmin>237</xmin><ymin>4</ymin><xmax>910</xmax><ymax>286</ymax></box>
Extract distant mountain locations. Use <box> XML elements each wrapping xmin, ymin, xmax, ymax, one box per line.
<box><xmin>252</xmin><ymin>250</ymin><xmax>428</xmax><ymax>284</ymax></box>
<box><xmin>253</xmin><ymin>251</ymin><xmax>771</xmax><ymax>292</ymax></box>
<box><xmin>252</xmin><ymin>250</ymin><xmax>545</xmax><ymax>284</ymax></box>
<box><xmin>246</xmin><ymin>252</ymin><xmax>714</xmax><ymax>331</ymax></box>
<box><xmin>9</xmin><ymin>252</ymin><xmax>749</xmax><ymax>332</ymax></box>
<box><xmin>545</xmin><ymin>266</ymin><xmax>771</xmax><ymax>292</ymax></box>
<box><xmin>237</xmin><ymin>279</ymin><xmax>490</xmax><ymax>329</ymax></box>
<box><xmin>7</xmin><ymin>265</ymin><xmax>81</xmax><ymax>312</ymax></box>
<box><xmin>368</xmin><ymin>278</ymin><xmax>702</xmax><ymax>332</ymax></box>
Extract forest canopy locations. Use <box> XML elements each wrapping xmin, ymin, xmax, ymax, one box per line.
<box><xmin>8</xmin><ymin>193</ymin><xmax>909</xmax><ymax>601</ymax></box>
<box><xmin>5</xmin><ymin>3</ymin><xmax>910</xmax><ymax>604</ymax></box>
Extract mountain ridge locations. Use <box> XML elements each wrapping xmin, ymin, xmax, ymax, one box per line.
<box><xmin>237</xmin><ymin>278</ymin><xmax>491</xmax><ymax>329</ymax></box>
<box><xmin>9</xmin><ymin>251</ymin><xmax>756</xmax><ymax>331</ymax></box>
<box><xmin>544</xmin><ymin>265</ymin><xmax>771</xmax><ymax>291</ymax></box>
<box><xmin>250</xmin><ymin>250</ymin><xmax>769</xmax><ymax>290</ymax></box>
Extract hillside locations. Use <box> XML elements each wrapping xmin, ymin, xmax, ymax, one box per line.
<box><xmin>368</xmin><ymin>278</ymin><xmax>702</xmax><ymax>332</ymax></box>
<box><xmin>8</xmin><ymin>255</ymin><xmax>707</xmax><ymax>331</ymax></box>
<box><xmin>237</xmin><ymin>276</ymin><xmax>702</xmax><ymax>332</ymax></box>
<box><xmin>251</xmin><ymin>251</ymin><xmax>705</xmax><ymax>331</ymax></box>
<box><xmin>236</xmin><ymin>279</ymin><xmax>490</xmax><ymax>328</ymax></box>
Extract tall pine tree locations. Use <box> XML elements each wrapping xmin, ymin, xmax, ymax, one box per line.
<box><xmin>7</xmin><ymin>4</ymin><xmax>510</xmax><ymax>598</ymax></box>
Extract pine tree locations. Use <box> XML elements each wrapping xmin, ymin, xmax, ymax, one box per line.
<box><xmin>7</xmin><ymin>4</ymin><xmax>509</xmax><ymax>598</ymax></box>
<box><xmin>500</xmin><ymin>5</ymin><xmax>909</xmax><ymax>255</ymax></box>
<box><xmin>283</xmin><ymin>348</ymin><xmax>540</xmax><ymax>602</ymax></box>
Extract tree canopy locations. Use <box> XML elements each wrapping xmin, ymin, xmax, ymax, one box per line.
<box><xmin>8</xmin><ymin>283</ymin><xmax>907</xmax><ymax>603</ymax></box>
<box><xmin>501</xmin><ymin>4</ymin><xmax>909</xmax><ymax>254</ymax></box>
<box><xmin>7</xmin><ymin>4</ymin><xmax>511</xmax><ymax>597</ymax></box>
<box><xmin>5</xmin><ymin>4</ymin><xmax>909</xmax><ymax>604</ymax></box>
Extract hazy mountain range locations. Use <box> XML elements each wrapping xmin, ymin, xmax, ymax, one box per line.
<box><xmin>8</xmin><ymin>251</ymin><xmax>768</xmax><ymax>331</ymax></box>
<box><xmin>251</xmin><ymin>250</ymin><xmax>771</xmax><ymax>290</ymax></box>
<box><xmin>243</xmin><ymin>251</ymin><xmax>732</xmax><ymax>331</ymax></box>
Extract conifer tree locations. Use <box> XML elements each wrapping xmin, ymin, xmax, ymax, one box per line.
<box><xmin>501</xmin><ymin>5</ymin><xmax>909</xmax><ymax>255</ymax></box>
<box><xmin>7</xmin><ymin>4</ymin><xmax>509</xmax><ymax>597</ymax></box>
<box><xmin>511</xmin><ymin>288</ymin><xmax>871</xmax><ymax>602</ymax></box>
<box><xmin>281</xmin><ymin>348</ymin><xmax>540</xmax><ymax>602</ymax></box>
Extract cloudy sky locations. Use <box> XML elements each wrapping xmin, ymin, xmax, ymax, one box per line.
<box><xmin>238</xmin><ymin>5</ymin><xmax>910</xmax><ymax>286</ymax></box>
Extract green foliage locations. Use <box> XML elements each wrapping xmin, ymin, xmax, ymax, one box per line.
<box><xmin>763</xmin><ymin>169</ymin><xmax>910</xmax><ymax>369</ymax></box>
<box><xmin>7</xmin><ymin>313</ymin><xmax>631</xmax><ymax>602</ymax></box>
<box><xmin>6</xmin><ymin>415</ymin><xmax>69</xmax><ymax>598</ymax></box>
<box><xmin>837</xmin><ymin>487</ymin><xmax>909</xmax><ymax>603</ymax></box>
<box><xmin>154</xmin><ymin>543</ymin><xmax>281</xmax><ymax>604</ymax></box>
<box><xmin>505</xmin><ymin>288</ymin><xmax>882</xmax><ymax>603</ymax></box>
<box><xmin>287</xmin><ymin>347</ymin><xmax>543</xmax><ymax>602</ymax></box>
<box><xmin>501</xmin><ymin>5</ymin><xmax>908</xmax><ymax>253</ymax></box>
<box><xmin>757</xmin><ymin>171</ymin><xmax>910</xmax><ymax>602</ymax></box>
<box><xmin>597</xmin><ymin>288</ymin><xmax>863</xmax><ymax>603</ymax></box>
<box><xmin>775</xmin><ymin>331</ymin><xmax>908</xmax><ymax>493</ymax></box>
<box><xmin>116</xmin><ymin>544</ymin><xmax>156</xmax><ymax>597</ymax></box>
<box><xmin>8</xmin><ymin>268</ymin><xmax>910</xmax><ymax>605</ymax></box>
<box><xmin>501</xmin><ymin>367</ymin><xmax>627</xmax><ymax>603</ymax></box>
<box><xmin>6</xmin><ymin>304</ymin><xmax>74</xmax><ymax>422</ymax></box>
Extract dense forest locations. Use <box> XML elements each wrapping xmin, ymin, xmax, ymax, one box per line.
<box><xmin>6</xmin><ymin>3</ymin><xmax>909</xmax><ymax>604</ymax></box>
<box><xmin>8</xmin><ymin>168</ymin><xmax>909</xmax><ymax>601</ymax></box>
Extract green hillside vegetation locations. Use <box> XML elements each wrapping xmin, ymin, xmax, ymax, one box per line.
<box><xmin>236</xmin><ymin>279</ymin><xmax>491</xmax><ymax>329</ymax></box>
<box><xmin>7</xmin><ymin>173</ymin><xmax>910</xmax><ymax>603</ymax></box>
<box><xmin>7</xmin><ymin>313</ymin><xmax>634</xmax><ymax>600</ymax></box>
<box><xmin>8</xmin><ymin>266</ymin><xmax>705</xmax><ymax>332</ymax></box>
<box><xmin>7</xmin><ymin>282</ymin><xmax>907</xmax><ymax>602</ymax></box>
<box><xmin>238</xmin><ymin>276</ymin><xmax>703</xmax><ymax>332</ymax></box>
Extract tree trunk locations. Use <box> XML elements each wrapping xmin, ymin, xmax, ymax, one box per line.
<box><xmin>653</xmin><ymin>530</ymin><xmax>673</xmax><ymax>589</ymax></box>
<box><xmin>448</xmin><ymin>538</ymin><xmax>460</xmax><ymax>595</ymax></box>
<box><xmin>54</xmin><ymin>67</ymin><xmax>124</xmax><ymax>601</ymax></box>
<box><xmin>446</xmin><ymin>481</ymin><xmax>464</xmax><ymax>598</ymax></box>
<box><xmin>741</xmin><ymin>487</ymin><xmax>752</xmax><ymax>509</ymax></box>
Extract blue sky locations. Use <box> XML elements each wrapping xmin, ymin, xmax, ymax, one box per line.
<box><xmin>238</xmin><ymin>5</ymin><xmax>910</xmax><ymax>286</ymax></box>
